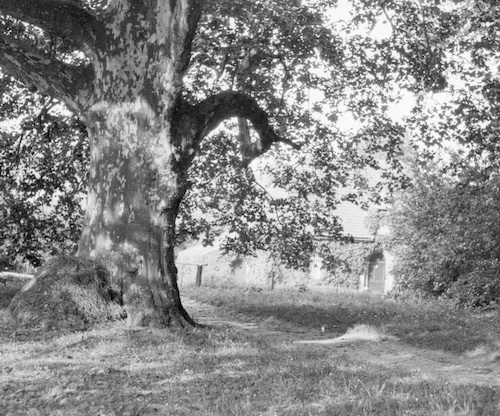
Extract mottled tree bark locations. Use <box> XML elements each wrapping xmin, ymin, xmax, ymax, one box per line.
<box><xmin>76</xmin><ymin>99</ymin><xmax>197</xmax><ymax>327</ymax></box>
<box><xmin>0</xmin><ymin>0</ymin><xmax>296</xmax><ymax>327</ymax></box>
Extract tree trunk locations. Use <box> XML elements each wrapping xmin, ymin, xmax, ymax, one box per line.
<box><xmin>77</xmin><ymin>98</ymin><xmax>196</xmax><ymax>328</ymax></box>
<box><xmin>0</xmin><ymin>0</ymin><xmax>291</xmax><ymax>329</ymax></box>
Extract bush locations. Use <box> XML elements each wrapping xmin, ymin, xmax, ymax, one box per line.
<box><xmin>447</xmin><ymin>260</ymin><xmax>500</xmax><ymax>308</ymax></box>
<box><xmin>0</xmin><ymin>255</ymin><xmax>12</xmax><ymax>271</ymax></box>
<box><xmin>382</xmin><ymin>164</ymin><xmax>500</xmax><ymax>307</ymax></box>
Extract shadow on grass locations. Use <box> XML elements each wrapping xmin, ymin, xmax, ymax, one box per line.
<box><xmin>184</xmin><ymin>286</ymin><xmax>500</xmax><ymax>354</ymax></box>
<box><xmin>2</xmin><ymin>282</ymin><xmax>500</xmax><ymax>415</ymax></box>
<box><xmin>3</xmin><ymin>279</ymin><xmax>497</xmax><ymax>353</ymax></box>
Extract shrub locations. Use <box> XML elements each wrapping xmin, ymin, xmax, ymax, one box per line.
<box><xmin>382</xmin><ymin>164</ymin><xmax>500</xmax><ymax>307</ymax></box>
<box><xmin>447</xmin><ymin>260</ymin><xmax>500</xmax><ymax>308</ymax></box>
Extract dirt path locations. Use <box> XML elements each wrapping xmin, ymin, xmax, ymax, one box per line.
<box><xmin>184</xmin><ymin>297</ymin><xmax>500</xmax><ymax>387</ymax></box>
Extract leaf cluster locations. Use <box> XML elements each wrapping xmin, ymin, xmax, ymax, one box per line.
<box><xmin>0</xmin><ymin>75</ymin><xmax>88</xmax><ymax>267</ymax></box>
<box><xmin>382</xmin><ymin>161</ymin><xmax>500</xmax><ymax>307</ymax></box>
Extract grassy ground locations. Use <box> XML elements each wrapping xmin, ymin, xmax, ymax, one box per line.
<box><xmin>183</xmin><ymin>286</ymin><xmax>500</xmax><ymax>354</ymax></box>
<box><xmin>1</xmin><ymin>278</ymin><xmax>500</xmax><ymax>415</ymax></box>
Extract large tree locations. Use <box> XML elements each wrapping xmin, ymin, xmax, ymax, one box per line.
<box><xmin>0</xmin><ymin>0</ymin><xmax>327</xmax><ymax>327</ymax></box>
<box><xmin>3</xmin><ymin>0</ymin><xmax>491</xmax><ymax>326</ymax></box>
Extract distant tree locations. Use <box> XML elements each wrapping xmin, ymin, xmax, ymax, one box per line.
<box><xmin>372</xmin><ymin>0</ymin><xmax>500</xmax><ymax>307</ymax></box>
<box><xmin>381</xmin><ymin>158</ymin><xmax>500</xmax><ymax>307</ymax></box>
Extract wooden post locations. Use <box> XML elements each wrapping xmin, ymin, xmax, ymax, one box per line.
<box><xmin>196</xmin><ymin>265</ymin><xmax>203</xmax><ymax>287</ymax></box>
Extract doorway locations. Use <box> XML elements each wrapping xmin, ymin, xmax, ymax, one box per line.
<box><xmin>366</xmin><ymin>252</ymin><xmax>386</xmax><ymax>293</ymax></box>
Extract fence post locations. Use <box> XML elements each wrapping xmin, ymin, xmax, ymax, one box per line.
<box><xmin>196</xmin><ymin>265</ymin><xmax>203</xmax><ymax>287</ymax></box>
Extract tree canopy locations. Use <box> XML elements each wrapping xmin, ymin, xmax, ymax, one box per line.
<box><xmin>0</xmin><ymin>0</ymin><xmax>406</xmax><ymax>272</ymax></box>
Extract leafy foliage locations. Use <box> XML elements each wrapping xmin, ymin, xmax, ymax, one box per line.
<box><xmin>0</xmin><ymin>75</ymin><xmax>88</xmax><ymax>267</ymax></box>
<box><xmin>0</xmin><ymin>1</ymin><xmax>406</xmax><ymax>271</ymax></box>
<box><xmin>360</xmin><ymin>0</ymin><xmax>500</xmax><ymax>307</ymax></box>
<box><xmin>321</xmin><ymin>240</ymin><xmax>378</xmax><ymax>288</ymax></box>
<box><xmin>177</xmin><ymin>0</ymin><xmax>413</xmax><ymax>268</ymax></box>
<box><xmin>2</xmin><ymin>0</ymin><xmax>500</xmax><ymax>280</ymax></box>
<box><xmin>178</xmin><ymin>128</ymin><xmax>350</xmax><ymax>271</ymax></box>
<box><xmin>382</xmin><ymin>161</ymin><xmax>500</xmax><ymax>307</ymax></box>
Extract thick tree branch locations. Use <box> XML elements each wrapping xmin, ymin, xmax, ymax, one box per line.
<box><xmin>0</xmin><ymin>0</ymin><xmax>104</xmax><ymax>54</ymax></box>
<box><xmin>175</xmin><ymin>0</ymin><xmax>203</xmax><ymax>73</ymax></box>
<box><xmin>0</xmin><ymin>35</ymin><xmax>93</xmax><ymax>112</ymax></box>
<box><xmin>194</xmin><ymin>91</ymin><xmax>301</xmax><ymax>166</ymax></box>
<box><xmin>153</xmin><ymin>0</ymin><xmax>203</xmax><ymax>75</ymax></box>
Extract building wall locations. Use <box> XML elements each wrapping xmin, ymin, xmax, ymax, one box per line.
<box><xmin>383</xmin><ymin>251</ymin><xmax>395</xmax><ymax>293</ymax></box>
<box><xmin>176</xmin><ymin>236</ymin><xmax>396</xmax><ymax>292</ymax></box>
<box><xmin>176</xmin><ymin>246</ymin><xmax>308</xmax><ymax>288</ymax></box>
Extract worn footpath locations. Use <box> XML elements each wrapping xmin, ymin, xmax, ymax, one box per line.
<box><xmin>183</xmin><ymin>297</ymin><xmax>500</xmax><ymax>387</ymax></box>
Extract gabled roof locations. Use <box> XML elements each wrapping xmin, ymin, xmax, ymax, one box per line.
<box><xmin>335</xmin><ymin>201</ymin><xmax>374</xmax><ymax>241</ymax></box>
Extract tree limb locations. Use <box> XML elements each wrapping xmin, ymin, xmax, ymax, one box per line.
<box><xmin>194</xmin><ymin>91</ymin><xmax>302</xmax><ymax>166</ymax></box>
<box><xmin>175</xmin><ymin>0</ymin><xmax>204</xmax><ymax>74</ymax></box>
<box><xmin>151</xmin><ymin>0</ymin><xmax>203</xmax><ymax>74</ymax></box>
<box><xmin>0</xmin><ymin>34</ymin><xmax>93</xmax><ymax>112</ymax></box>
<box><xmin>0</xmin><ymin>0</ymin><xmax>105</xmax><ymax>54</ymax></box>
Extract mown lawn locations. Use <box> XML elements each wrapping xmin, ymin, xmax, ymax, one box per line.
<box><xmin>1</xmin><ymin>278</ymin><xmax>500</xmax><ymax>415</ymax></box>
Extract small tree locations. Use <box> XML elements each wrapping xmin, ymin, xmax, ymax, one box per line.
<box><xmin>382</xmin><ymin>161</ymin><xmax>500</xmax><ymax>307</ymax></box>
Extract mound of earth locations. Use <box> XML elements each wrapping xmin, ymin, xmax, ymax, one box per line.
<box><xmin>7</xmin><ymin>256</ymin><xmax>125</xmax><ymax>331</ymax></box>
